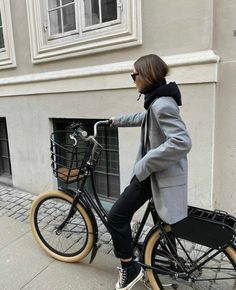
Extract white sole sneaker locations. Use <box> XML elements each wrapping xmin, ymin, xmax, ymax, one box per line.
<box><xmin>115</xmin><ymin>268</ymin><xmax>144</xmax><ymax>290</ymax></box>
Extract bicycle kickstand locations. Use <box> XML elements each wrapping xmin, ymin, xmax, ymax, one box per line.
<box><xmin>142</xmin><ymin>276</ymin><xmax>178</xmax><ymax>290</ymax></box>
<box><xmin>142</xmin><ymin>276</ymin><xmax>153</xmax><ymax>290</ymax></box>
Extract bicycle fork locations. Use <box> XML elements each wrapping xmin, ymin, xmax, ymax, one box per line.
<box><xmin>56</xmin><ymin>192</ymin><xmax>81</xmax><ymax>234</ymax></box>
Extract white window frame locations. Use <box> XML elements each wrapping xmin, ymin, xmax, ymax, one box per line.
<box><xmin>0</xmin><ymin>0</ymin><xmax>16</xmax><ymax>69</ymax></box>
<box><xmin>26</xmin><ymin>0</ymin><xmax>142</xmax><ymax>63</ymax></box>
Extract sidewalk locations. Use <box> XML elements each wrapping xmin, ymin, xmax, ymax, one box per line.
<box><xmin>0</xmin><ymin>184</ymin><xmax>235</xmax><ymax>290</ymax></box>
<box><xmin>0</xmin><ymin>184</ymin><xmax>146</xmax><ymax>290</ymax></box>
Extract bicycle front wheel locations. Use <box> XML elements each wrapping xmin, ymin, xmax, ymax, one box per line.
<box><xmin>144</xmin><ymin>226</ymin><xmax>236</xmax><ymax>290</ymax></box>
<box><xmin>30</xmin><ymin>190</ymin><xmax>95</xmax><ymax>263</ymax></box>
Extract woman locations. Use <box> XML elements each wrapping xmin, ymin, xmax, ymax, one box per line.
<box><xmin>108</xmin><ymin>54</ymin><xmax>192</xmax><ymax>290</ymax></box>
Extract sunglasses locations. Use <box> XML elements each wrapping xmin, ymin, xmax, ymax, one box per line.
<box><xmin>131</xmin><ymin>72</ymin><xmax>139</xmax><ymax>82</ymax></box>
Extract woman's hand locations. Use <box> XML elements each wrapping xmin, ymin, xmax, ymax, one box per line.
<box><xmin>109</xmin><ymin>117</ymin><xmax>115</xmax><ymax>127</ymax></box>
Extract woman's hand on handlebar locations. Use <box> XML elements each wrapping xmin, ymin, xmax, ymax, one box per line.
<box><xmin>109</xmin><ymin>117</ymin><xmax>115</xmax><ymax>127</ymax></box>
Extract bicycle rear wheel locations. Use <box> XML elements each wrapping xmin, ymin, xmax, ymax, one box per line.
<box><xmin>30</xmin><ymin>190</ymin><xmax>95</xmax><ymax>262</ymax></box>
<box><xmin>144</xmin><ymin>226</ymin><xmax>236</xmax><ymax>290</ymax></box>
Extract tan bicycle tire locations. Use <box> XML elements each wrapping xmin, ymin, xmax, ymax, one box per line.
<box><xmin>144</xmin><ymin>225</ymin><xmax>171</xmax><ymax>290</ymax></box>
<box><xmin>144</xmin><ymin>226</ymin><xmax>236</xmax><ymax>290</ymax></box>
<box><xmin>30</xmin><ymin>190</ymin><xmax>95</xmax><ymax>263</ymax></box>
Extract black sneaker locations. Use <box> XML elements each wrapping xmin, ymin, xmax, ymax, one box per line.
<box><xmin>115</xmin><ymin>262</ymin><xmax>144</xmax><ymax>290</ymax></box>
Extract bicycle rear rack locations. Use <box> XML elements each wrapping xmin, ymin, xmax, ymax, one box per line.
<box><xmin>188</xmin><ymin>206</ymin><xmax>236</xmax><ymax>230</ymax></box>
<box><xmin>172</xmin><ymin>206</ymin><xmax>236</xmax><ymax>249</ymax></box>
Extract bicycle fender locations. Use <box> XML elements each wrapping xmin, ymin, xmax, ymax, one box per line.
<box><xmin>140</xmin><ymin>224</ymin><xmax>160</xmax><ymax>262</ymax></box>
<box><xmin>58</xmin><ymin>186</ymin><xmax>77</xmax><ymax>198</ymax></box>
<box><xmin>140</xmin><ymin>223</ymin><xmax>171</xmax><ymax>263</ymax></box>
<box><xmin>232</xmin><ymin>237</ymin><xmax>236</xmax><ymax>250</ymax></box>
<box><xmin>58</xmin><ymin>187</ymin><xmax>99</xmax><ymax>249</ymax></box>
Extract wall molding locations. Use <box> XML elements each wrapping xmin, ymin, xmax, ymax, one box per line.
<box><xmin>0</xmin><ymin>50</ymin><xmax>219</xmax><ymax>97</ymax></box>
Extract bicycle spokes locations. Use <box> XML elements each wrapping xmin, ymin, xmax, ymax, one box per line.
<box><xmin>150</xmin><ymin>232</ymin><xmax>236</xmax><ymax>290</ymax></box>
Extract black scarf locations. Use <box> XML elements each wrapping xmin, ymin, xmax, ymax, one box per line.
<box><xmin>141</xmin><ymin>80</ymin><xmax>182</xmax><ymax>110</ymax></box>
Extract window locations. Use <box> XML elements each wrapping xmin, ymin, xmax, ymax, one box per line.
<box><xmin>0</xmin><ymin>118</ymin><xmax>12</xmax><ymax>179</ymax></box>
<box><xmin>26</xmin><ymin>0</ymin><xmax>142</xmax><ymax>63</ymax></box>
<box><xmin>95</xmin><ymin>123</ymin><xmax>120</xmax><ymax>199</ymax></box>
<box><xmin>47</xmin><ymin>0</ymin><xmax>78</xmax><ymax>38</ymax></box>
<box><xmin>47</xmin><ymin>0</ymin><xmax>119</xmax><ymax>37</ymax></box>
<box><xmin>0</xmin><ymin>0</ymin><xmax>16</xmax><ymax>68</ymax></box>
<box><xmin>53</xmin><ymin>118</ymin><xmax>120</xmax><ymax>200</ymax></box>
<box><xmin>47</xmin><ymin>0</ymin><xmax>121</xmax><ymax>38</ymax></box>
<box><xmin>0</xmin><ymin>12</ymin><xmax>5</xmax><ymax>49</ymax></box>
<box><xmin>83</xmin><ymin>0</ymin><xmax>119</xmax><ymax>30</ymax></box>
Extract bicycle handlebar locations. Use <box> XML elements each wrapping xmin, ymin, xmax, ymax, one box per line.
<box><xmin>69</xmin><ymin>119</ymin><xmax>112</xmax><ymax>145</ymax></box>
<box><xmin>92</xmin><ymin>120</ymin><xmax>112</xmax><ymax>139</ymax></box>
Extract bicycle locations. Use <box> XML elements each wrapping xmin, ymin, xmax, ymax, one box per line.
<box><xmin>30</xmin><ymin>120</ymin><xmax>236</xmax><ymax>290</ymax></box>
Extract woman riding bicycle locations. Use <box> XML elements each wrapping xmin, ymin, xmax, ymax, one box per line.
<box><xmin>108</xmin><ymin>54</ymin><xmax>192</xmax><ymax>290</ymax></box>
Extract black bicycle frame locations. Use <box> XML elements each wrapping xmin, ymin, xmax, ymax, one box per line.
<box><xmin>59</xmin><ymin>160</ymin><xmax>187</xmax><ymax>271</ymax></box>
<box><xmin>58</xmin><ymin>150</ymin><xmax>236</xmax><ymax>283</ymax></box>
<box><xmin>80</xmin><ymin>163</ymin><xmax>157</xmax><ymax>242</ymax></box>
<box><xmin>59</xmin><ymin>159</ymin><xmax>161</xmax><ymax>258</ymax></box>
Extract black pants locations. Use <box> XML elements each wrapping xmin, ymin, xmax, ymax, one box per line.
<box><xmin>107</xmin><ymin>176</ymin><xmax>152</xmax><ymax>259</ymax></box>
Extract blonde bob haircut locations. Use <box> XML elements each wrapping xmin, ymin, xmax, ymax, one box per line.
<box><xmin>134</xmin><ymin>54</ymin><xmax>169</xmax><ymax>87</ymax></box>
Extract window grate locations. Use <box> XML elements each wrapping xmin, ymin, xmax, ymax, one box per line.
<box><xmin>52</xmin><ymin>118</ymin><xmax>120</xmax><ymax>200</ymax></box>
<box><xmin>0</xmin><ymin>118</ymin><xmax>12</xmax><ymax>177</ymax></box>
<box><xmin>94</xmin><ymin>125</ymin><xmax>120</xmax><ymax>198</ymax></box>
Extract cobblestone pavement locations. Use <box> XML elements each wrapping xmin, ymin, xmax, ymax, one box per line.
<box><xmin>0</xmin><ymin>184</ymin><xmax>235</xmax><ymax>290</ymax></box>
<box><xmin>0</xmin><ymin>184</ymin><xmax>115</xmax><ymax>254</ymax></box>
<box><xmin>0</xmin><ymin>184</ymin><xmax>150</xmax><ymax>257</ymax></box>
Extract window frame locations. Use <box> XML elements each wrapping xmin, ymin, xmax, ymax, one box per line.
<box><xmin>0</xmin><ymin>0</ymin><xmax>16</xmax><ymax>69</ymax></box>
<box><xmin>26</xmin><ymin>0</ymin><xmax>142</xmax><ymax>63</ymax></box>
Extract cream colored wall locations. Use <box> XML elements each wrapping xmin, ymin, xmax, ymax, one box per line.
<box><xmin>4</xmin><ymin>0</ymin><xmax>236</xmax><ymax>217</ymax></box>
<box><xmin>181</xmin><ymin>84</ymin><xmax>215</xmax><ymax>210</ymax></box>
<box><xmin>213</xmin><ymin>0</ymin><xmax>236</xmax><ymax>62</ymax></box>
<box><xmin>213</xmin><ymin>63</ymin><xmax>236</xmax><ymax>216</ymax></box>
<box><xmin>0</xmin><ymin>0</ymin><xmax>213</xmax><ymax>78</ymax></box>
<box><xmin>212</xmin><ymin>0</ymin><xmax>236</xmax><ymax>216</ymax></box>
<box><xmin>0</xmin><ymin>81</ymin><xmax>216</xmax><ymax>214</ymax></box>
<box><xmin>141</xmin><ymin>0</ymin><xmax>213</xmax><ymax>56</ymax></box>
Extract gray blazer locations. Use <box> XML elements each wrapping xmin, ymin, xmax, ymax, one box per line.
<box><xmin>114</xmin><ymin>97</ymin><xmax>192</xmax><ymax>224</ymax></box>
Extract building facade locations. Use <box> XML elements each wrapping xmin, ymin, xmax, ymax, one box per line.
<box><xmin>0</xmin><ymin>0</ymin><xmax>235</xmax><ymax>216</ymax></box>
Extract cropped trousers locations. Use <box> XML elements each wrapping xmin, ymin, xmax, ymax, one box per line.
<box><xmin>107</xmin><ymin>176</ymin><xmax>152</xmax><ymax>259</ymax></box>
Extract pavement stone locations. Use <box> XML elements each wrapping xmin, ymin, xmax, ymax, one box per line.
<box><xmin>100</xmin><ymin>232</ymin><xmax>112</xmax><ymax>243</ymax></box>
